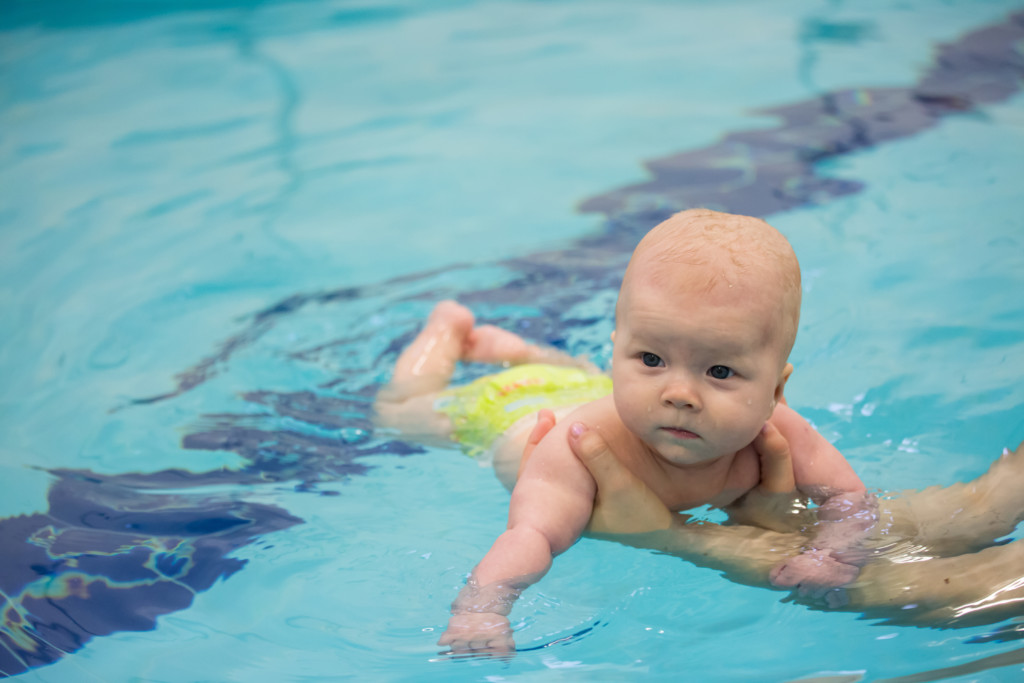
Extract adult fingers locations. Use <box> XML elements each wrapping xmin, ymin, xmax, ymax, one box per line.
<box><xmin>567</xmin><ymin>422</ymin><xmax>631</xmax><ymax>486</ymax></box>
<box><xmin>754</xmin><ymin>421</ymin><xmax>796</xmax><ymax>494</ymax></box>
<box><xmin>567</xmin><ymin>422</ymin><xmax>673</xmax><ymax>534</ymax></box>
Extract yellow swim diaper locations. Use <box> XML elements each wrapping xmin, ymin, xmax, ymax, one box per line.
<box><xmin>436</xmin><ymin>363</ymin><xmax>612</xmax><ymax>457</ymax></box>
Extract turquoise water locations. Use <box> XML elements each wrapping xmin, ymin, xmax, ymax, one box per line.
<box><xmin>2</xmin><ymin>1</ymin><xmax>1024</xmax><ymax>680</ymax></box>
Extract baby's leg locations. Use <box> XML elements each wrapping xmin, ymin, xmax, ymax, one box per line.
<box><xmin>383</xmin><ymin>300</ymin><xmax>475</xmax><ymax>400</ymax></box>
<box><xmin>375</xmin><ymin>300</ymin><xmax>590</xmax><ymax>445</ymax></box>
<box><xmin>374</xmin><ymin>301</ymin><xmax>476</xmax><ymax>443</ymax></box>
<box><xmin>382</xmin><ymin>300</ymin><xmax>591</xmax><ymax>400</ymax></box>
<box><xmin>880</xmin><ymin>440</ymin><xmax>1024</xmax><ymax>555</ymax></box>
<box><xmin>464</xmin><ymin>325</ymin><xmax>598</xmax><ymax>371</ymax></box>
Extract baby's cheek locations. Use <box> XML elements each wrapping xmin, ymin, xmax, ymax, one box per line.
<box><xmin>612</xmin><ymin>388</ymin><xmax>643</xmax><ymax>423</ymax></box>
<box><xmin>728</xmin><ymin>407</ymin><xmax>770</xmax><ymax>447</ymax></box>
<box><xmin>616</xmin><ymin>406</ymin><xmax>646</xmax><ymax>437</ymax></box>
<box><xmin>752</xmin><ymin>392</ymin><xmax>777</xmax><ymax>423</ymax></box>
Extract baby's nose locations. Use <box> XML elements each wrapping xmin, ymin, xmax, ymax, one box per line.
<box><xmin>661</xmin><ymin>378</ymin><xmax>700</xmax><ymax>409</ymax></box>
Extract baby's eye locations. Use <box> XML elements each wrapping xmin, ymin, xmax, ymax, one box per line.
<box><xmin>640</xmin><ymin>352</ymin><xmax>664</xmax><ymax>368</ymax></box>
<box><xmin>708</xmin><ymin>365</ymin><xmax>734</xmax><ymax>380</ymax></box>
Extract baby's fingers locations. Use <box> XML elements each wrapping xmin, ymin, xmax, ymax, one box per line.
<box><xmin>518</xmin><ymin>409</ymin><xmax>557</xmax><ymax>478</ymax></box>
<box><xmin>438</xmin><ymin>612</ymin><xmax>513</xmax><ymax>652</ymax></box>
<box><xmin>527</xmin><ymin>409</ymin><xmax>557</xmax><ymax>448</ymax></box>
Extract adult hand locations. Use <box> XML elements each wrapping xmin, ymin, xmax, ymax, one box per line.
<box><xmin>753</xmin><ymin>421</ymin><xmax>795</xmax><ymax>493</ymax></box>
<box><xmin>726</xmin><ymin>422</ymin><xmax>811</xmax><ymax>531</ymax></box>
<box><xmin>560</xmin><ymin>417</ymin><xmax>811</xmax><ymax>588</ymax></box>
<box><xmin>565</xmin><ymin>420</ymin><xmax>804</xmax><ymax>535</ymax></box>
<box><xmin>518</xmin><ymin>414</ymin><xmax>673</xmax><ymax>534</ymax></box>
<box><xmin>567</xmin><ymin>423</ymin><xmax>674</xmax><ymax>534</ymax></box>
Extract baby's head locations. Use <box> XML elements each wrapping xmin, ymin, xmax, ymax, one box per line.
<box><xmin>610</xmin><ymin>209</ymin><xmax>802</xmax><ymax>465</ymax></box>
<box><xmin>619</xmin><ymin>208</ymin><xmax>801</xmax><ymax>364</ymax></box>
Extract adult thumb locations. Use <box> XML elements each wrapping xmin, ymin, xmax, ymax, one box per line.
<box><xmin>754</xmin><ymin>422</ymin><xmax>795</xmax><ymax>494</ymax></box>
<box><xmin>568</xmin><ymin>422</ymin><xmax>623</xmax><ymax>482</ymax></box>
<box><xmin>568</xmin><ymin>422</ymin><xmax>673</xmax><ymax>534</ymax></box>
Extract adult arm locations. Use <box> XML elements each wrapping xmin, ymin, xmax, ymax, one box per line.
<box><xmin>567</xmin><ymin>421</ymin><xmax>1024</xmax><ymax>624</ymax></box>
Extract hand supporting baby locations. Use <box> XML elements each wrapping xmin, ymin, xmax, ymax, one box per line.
<box><xmin>440</xmin><ymin>412</ymin><xmax>859</xmax><ymax>656</ymax></box>
<box><xmin>563</xmin><ymin>417</ymin><xmax>860</xmax><ymax>606</ymax></box>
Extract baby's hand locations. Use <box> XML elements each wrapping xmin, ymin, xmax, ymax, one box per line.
<box><xmin>438</xmin><ymin>612</ymin><xmax>514</xmax><ymax>656</ymax></box>
<box><xmin>769</xmin><ymin>550</ymin><xmax>859</xmax><ymax>607</ymax></box>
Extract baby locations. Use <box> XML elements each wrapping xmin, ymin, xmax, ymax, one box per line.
<box><xmin>375</xmin><ymin>209</ymin><xmax>874</xmax><ymax>654</ymax></box>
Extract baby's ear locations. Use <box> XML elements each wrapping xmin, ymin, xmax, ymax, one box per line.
<box><xmin>775</xmin><ymin>363</ymin><xmax>794</xmax><ymax>404</ymax></box>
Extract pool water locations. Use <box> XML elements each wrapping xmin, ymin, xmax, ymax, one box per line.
<box><xmin>2</xmin><ymin>1</ymin><xmax>1024</xmax><ymax>680</ymax></box>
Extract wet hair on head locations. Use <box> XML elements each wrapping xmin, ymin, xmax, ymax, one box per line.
<box><xmin>622</xmin><ymin>208</ymin><xmax>803</xmax><ymax>359</ymax></box>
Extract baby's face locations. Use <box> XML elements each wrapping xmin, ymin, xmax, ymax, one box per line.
<box><xmin>611</xmin><ymin>263</ymin><xmax>790</xmax><ymax>467</ymax></box>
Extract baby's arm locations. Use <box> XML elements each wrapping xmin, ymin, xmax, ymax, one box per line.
<box><xmin>768</xmin><ymin>404</ymin><xmax>877</xmax><ymax>601</ymax></box>
<box><xmin>439</xmin><ymin>415</ymin><xmax>599</xmax><ymax>654</ymax></box>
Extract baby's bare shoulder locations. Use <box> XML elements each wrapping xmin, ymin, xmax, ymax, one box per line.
<box><xmin>768</xmin><ymin>403</ymin><xmax>820</xmax><ymax>459</ymax></box>
<box><xmin>769</xmin><ymin>403</ymin><xmax>865</xmax><ymax>494</ymax></box>
<box><xmin>565</xmin><ymin>394</ymin><xmax>619</xmax><ymax>425</ymax></box>
<box><xmin>527</xmin><ymin>396</ymin><xmax>635</xmax><ymax>472</ymax></box>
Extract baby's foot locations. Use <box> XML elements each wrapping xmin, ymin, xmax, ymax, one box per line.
<box><xmin>464</xmin><ymin>325</ymin><xmax>539</xmax><ymax>365</ymax></box>
<box><xmin>426</xmin><ymin>300</ymin><xmax>476</xmax><ymax>340</ymax></box>
<box><xmin>465</xmin><ymin>324</ymin><xmax>599</xmax><ymax>371</ymax></box>
<box><xmin>381</xmin><ymin>300</ymin><xmax>474</xmax><ymax>400</ymax></box>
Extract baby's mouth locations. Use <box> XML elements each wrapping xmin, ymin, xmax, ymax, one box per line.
<box><xmin>662</xmin><ymin>426</ymin><xmax>699</xmax><ymax>440</ymax></box>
